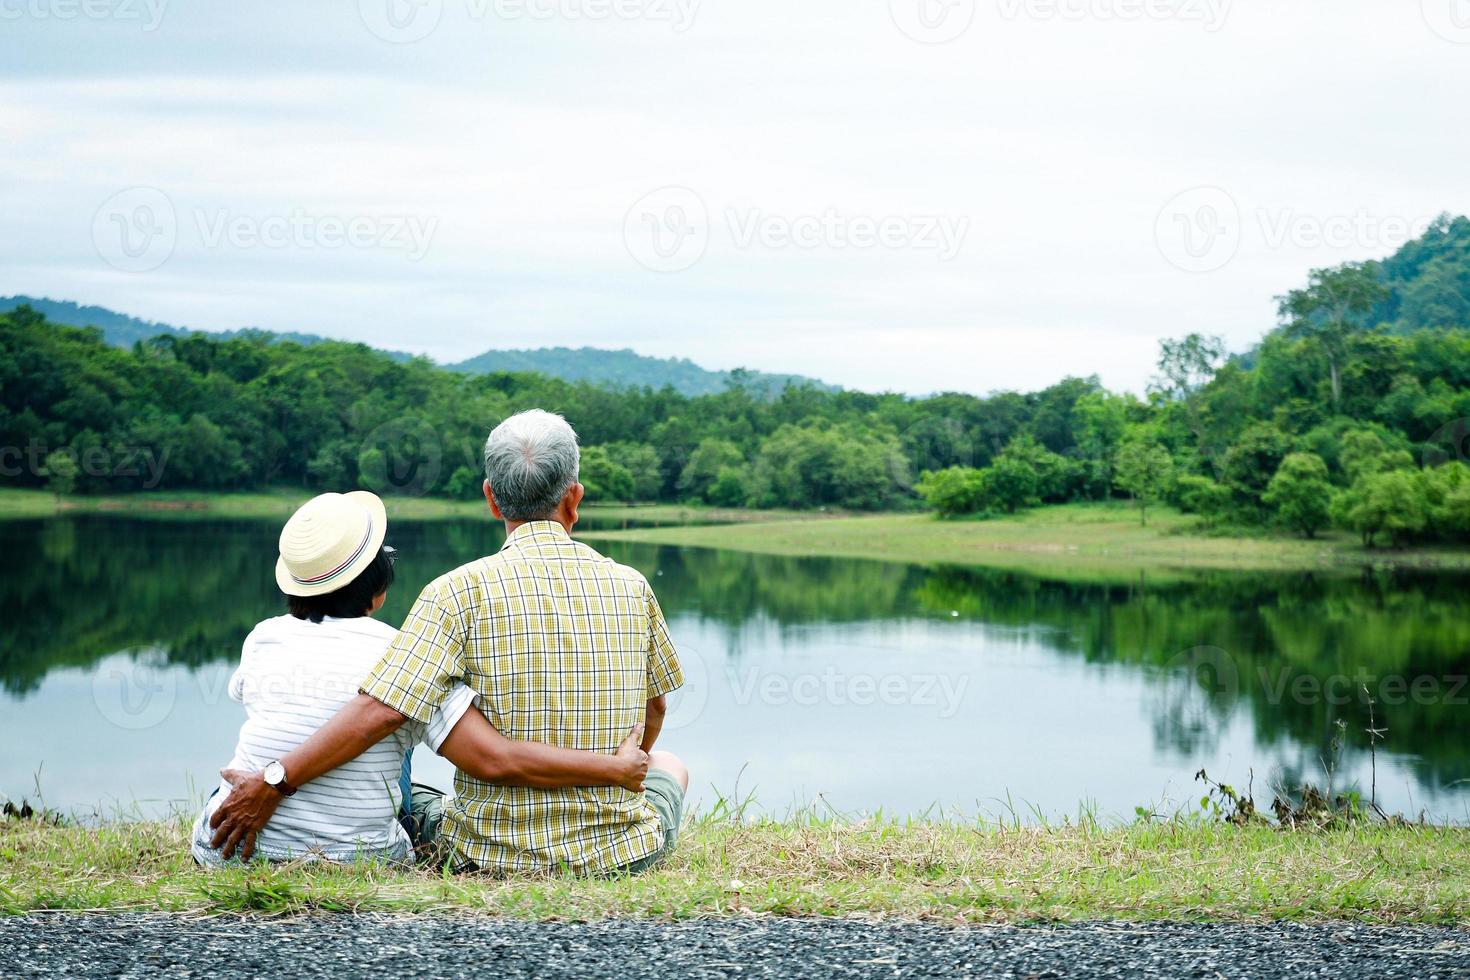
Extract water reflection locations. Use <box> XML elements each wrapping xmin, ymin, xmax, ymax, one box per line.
<box><xmin>2</xmin><ymin>516</ymin><xmax>1467</xmax><ymax>819</ymax></box>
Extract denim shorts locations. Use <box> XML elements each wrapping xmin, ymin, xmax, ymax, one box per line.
<box><xmin>410</xmin><ymin>770</ymin><xmax>685</xmax><ymax>875</ymax></box>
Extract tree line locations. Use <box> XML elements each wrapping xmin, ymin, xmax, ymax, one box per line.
<box><xmin>4</xmin><ymin>215</ymin><xmax>1469</xmax><ymax>547</ymax></box>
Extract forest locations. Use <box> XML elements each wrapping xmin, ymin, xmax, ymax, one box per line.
<box><xmin>4</xmin><ymin>214</ymin><xmax>1469</xmax><ymax>547</ymax></box>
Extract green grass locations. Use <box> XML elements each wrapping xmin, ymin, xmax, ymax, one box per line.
<box><xmin>580</xmin><ymin>502</ymin><xmax>1470</xmax><ymax>579</ymax></box>
<box><xmin>2</xmin><ymin>813</ymin><xmax>1466</xmax><ymax>923</ymax></box>
<box><xmin>0</xmin><ymin>488</ymin><xmax>809</xmax><ymax>527</ymax></box>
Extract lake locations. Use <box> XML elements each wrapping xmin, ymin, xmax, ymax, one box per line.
<box><xmin>3</xmin><ymin>514</ymin><xmax>1468</xmax><ymax>824</ymax></box>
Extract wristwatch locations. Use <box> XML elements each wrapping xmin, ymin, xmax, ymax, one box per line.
<box><xmin>262</xmin><ymin>760</ymin><xmax>297</xmax><ymax>797</ymax></box>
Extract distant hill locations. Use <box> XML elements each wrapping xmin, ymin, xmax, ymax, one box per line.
<box><xmin>0</xmin><ymin>296</ymin><xmax>337</xmax><ymax>351</ymax></box>
<box><xmin>446</xmin><ymin>346</ymin><xmax>835</xmax><ymax>397</ymax></box>
<box><xmin>0</xmin><ymin>296</ymin><xmax>836</xmax><ymax>397</ymax></box>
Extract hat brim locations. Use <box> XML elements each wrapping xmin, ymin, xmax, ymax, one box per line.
<box><xmin>275</xmin><ymin>491</ymin><xmax>389</xmax><ymax>597</ymax></box>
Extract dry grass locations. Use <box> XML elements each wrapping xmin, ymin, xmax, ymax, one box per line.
<box><xmin>3</xmin><ymin>813</ymin><xmax>1466</xmax><ymax>923</ymax></box>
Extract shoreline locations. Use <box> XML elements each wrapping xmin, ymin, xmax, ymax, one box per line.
<box><xmin>5</xmin><ymin>489</ymin><xmax>1469</xmax><ymax>578</ymax></box>
<box><xmin>579</xmin><ymin>504</ymin><xmax>1470</xmax><ymax>578</ymax></box>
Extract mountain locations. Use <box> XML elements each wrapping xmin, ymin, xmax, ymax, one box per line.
<box><xmin>0</xmin><ymin>296</ymin><xmax>836</xmax><ymax>396</ymax></box>
<box><xmin>0</xmin><ymin>296</ymin><xmax>335</xmax><ymax>351</ymax></box>
<box><xmin>446</xmin><ymin>346</ymin><xmax>836</xmax><ymax>397</ymax></box>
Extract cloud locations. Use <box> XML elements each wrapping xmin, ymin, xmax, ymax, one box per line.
<box><xmin>0</xmin><ymin>0</ymin><xmax>1466</xmax><ymax>394</ymax></box>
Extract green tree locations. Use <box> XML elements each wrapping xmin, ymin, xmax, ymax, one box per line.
<box><xmin>1220</xmin><ymin>423</ymin><xmax>1291</xmax><ymax>511</ymax></box>
<box><xmin>605</xmin><ymin>442</ymin><xmax>663</xmax><ymax>501</ymax></box>
<box><xmin>678</xmin><ymin>438</ymin><xmax>745</xmax><ymax>502</ymax></box>
<box><xmin>1263</xmin><ymin>453</ymin><xmax>1333</xmax><ymax>538</ymax></box>
<box><xmin>444</xmin><ymin>465</ymin><xmax>483</xmax><ymax>500</ymax></box>
<box><xmin>916</xmin><ymin>467</ymin><xmax>988</xmax><ymax>517</ymax></box>
<box><xmin>42</xmin><ymin>450</ymin><xmax>78</xmax><ymax>498</ymax></box>
<box><xmin>579</xmin><ymin>445</ymin><xmax>635</xmax><ymax>502</ymax></box>
<box><xmin>1114</xmin><ymin>441</ymin><xmax>1174</xmax><ymax>526</ymax></box>
<box><xmin>1276</xmin><ymin>261</ymin><xmax>1388</xmax><ymax>410</ymax></box>
<box><xmin>707</xmin><ymin>466</ymin><xmax>751</xmax><ymax>507</ymax></box>
<box><xmin>1171</xmin><ymin>474</ymin><xmax>1232</xmax><ymax>525</ymax></box>
<box><xmin>982</xmin><ymin>455</ymin><xmax>1039</xmax><ymax>514</ymax></box>
<box><xmin>1332</xmin><ymin>469</ymin><xmax>1428</xmax><ymax>547</ymax></box>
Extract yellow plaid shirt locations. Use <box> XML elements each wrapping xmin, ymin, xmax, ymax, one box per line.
<box><xmin>361</xmin><ymin>521</ymin><xmax>684</xmax><ymax>873</ymax></box>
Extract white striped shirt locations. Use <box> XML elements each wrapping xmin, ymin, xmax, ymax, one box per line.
<box><xmin>191</xmin><ymin>614</ymin><xmax>475</xmax><ymax>864</ymax></box>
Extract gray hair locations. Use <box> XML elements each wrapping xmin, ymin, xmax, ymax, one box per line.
<box><xmin>483</xmin><ymin>410</ymin><xmax>581</xmax><ymax>521</ymax></box>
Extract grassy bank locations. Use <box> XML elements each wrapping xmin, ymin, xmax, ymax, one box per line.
<box><xmin>0</xmin><ymin>488</ymin><xmax>808</xmax><ymax>527</ymax></box>
<box><xmin>580</xmin><ymin>503</ymin><xmax>1470</xmax><ymax>578</ymax></box>
<box><xmin>2</xmin><ymin>815</ymin><xmax>1465</xmax><ymax>923</ymax></box>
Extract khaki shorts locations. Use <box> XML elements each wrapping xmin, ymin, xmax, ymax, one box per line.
<box><xmin>408</xmin><ymin>769</ymin><xmax>685</xmax><ymax>875</ymax></box>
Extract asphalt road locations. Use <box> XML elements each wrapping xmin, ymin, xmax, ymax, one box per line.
<box><xmin>2</xmin><ymin>914</ymin><xmax>1467</xmax><ymax>979</ymax></box>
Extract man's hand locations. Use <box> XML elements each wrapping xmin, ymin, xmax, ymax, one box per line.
<box><xmin>614</xmin><ymin>723</ymin><xmax>649</xmax><ymax>792</ymax></box>
<box><xmin>208</xmin><ymin>769</ymin><xmax>282</xmax><ymax>861</ymax></box>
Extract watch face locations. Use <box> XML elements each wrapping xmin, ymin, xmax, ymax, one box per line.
<box><xmin>263</xmin><ymin>761</ymin><xmax>285</xmax><ymax>785</ymax></box>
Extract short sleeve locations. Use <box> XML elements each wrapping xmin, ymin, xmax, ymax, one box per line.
<box><xmin>424</xmin><ymin>683</ymin><xmax>479</xmax><ymax>753</ymax></box>
<box><xmin>645</xmin><ymin>583</ymin><xmax>684</xmax><ymax>700</ymax></box>
<box><xmin>228</xmin><ymin>624</ymin><xmax>261</xmax><ymax>703</ymax></box>
<box><xmin>360</xmin><ymin>582</ymin><xmax>466</xmax><ymax>725</ymax></box>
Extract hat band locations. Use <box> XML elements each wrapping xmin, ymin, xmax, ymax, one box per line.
<box><xmin>290</xmin><ymin>517</ymin><xmax>375</xmax><ymax>588</ymax></box>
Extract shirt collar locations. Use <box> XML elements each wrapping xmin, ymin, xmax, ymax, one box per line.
<box><xmin>500</xmin><ymin>520</ymin><xmax>571</xmax><ymax>553</ymax></box>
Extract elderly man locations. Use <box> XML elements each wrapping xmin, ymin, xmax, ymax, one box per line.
<box><xmin>210</xmin><ymin>410</ymin><xmax>688</xmax><ymax>874</ymax></box>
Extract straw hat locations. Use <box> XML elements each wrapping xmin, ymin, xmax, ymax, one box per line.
<box><xmin>275</xmin><ymin>491</ymin><xmax>388</xmax><ymax>597</ymax></box>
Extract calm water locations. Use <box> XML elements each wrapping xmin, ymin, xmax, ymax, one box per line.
<box><xmin>3</xmin><ymin>515</ymin><xmax>1468</xmax><ymax>823</ymax></box>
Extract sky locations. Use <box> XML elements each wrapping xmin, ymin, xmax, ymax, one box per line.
<box><xmin>2</xmin><ymin>0</ymin><xmax>1468</xmax><ymax>395</ymax></box>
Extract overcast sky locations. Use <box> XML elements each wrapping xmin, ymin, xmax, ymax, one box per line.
<box><xmin>2</xmin><ymin>0</ymin><xmax>1467</xmax><ymax>394</ymax></box>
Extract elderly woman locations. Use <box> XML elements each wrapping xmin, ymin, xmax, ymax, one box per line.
<box><xmin>192</xmin><ymin>489</ymin><xmax>646</xmax><ymax>865</ymax></box>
